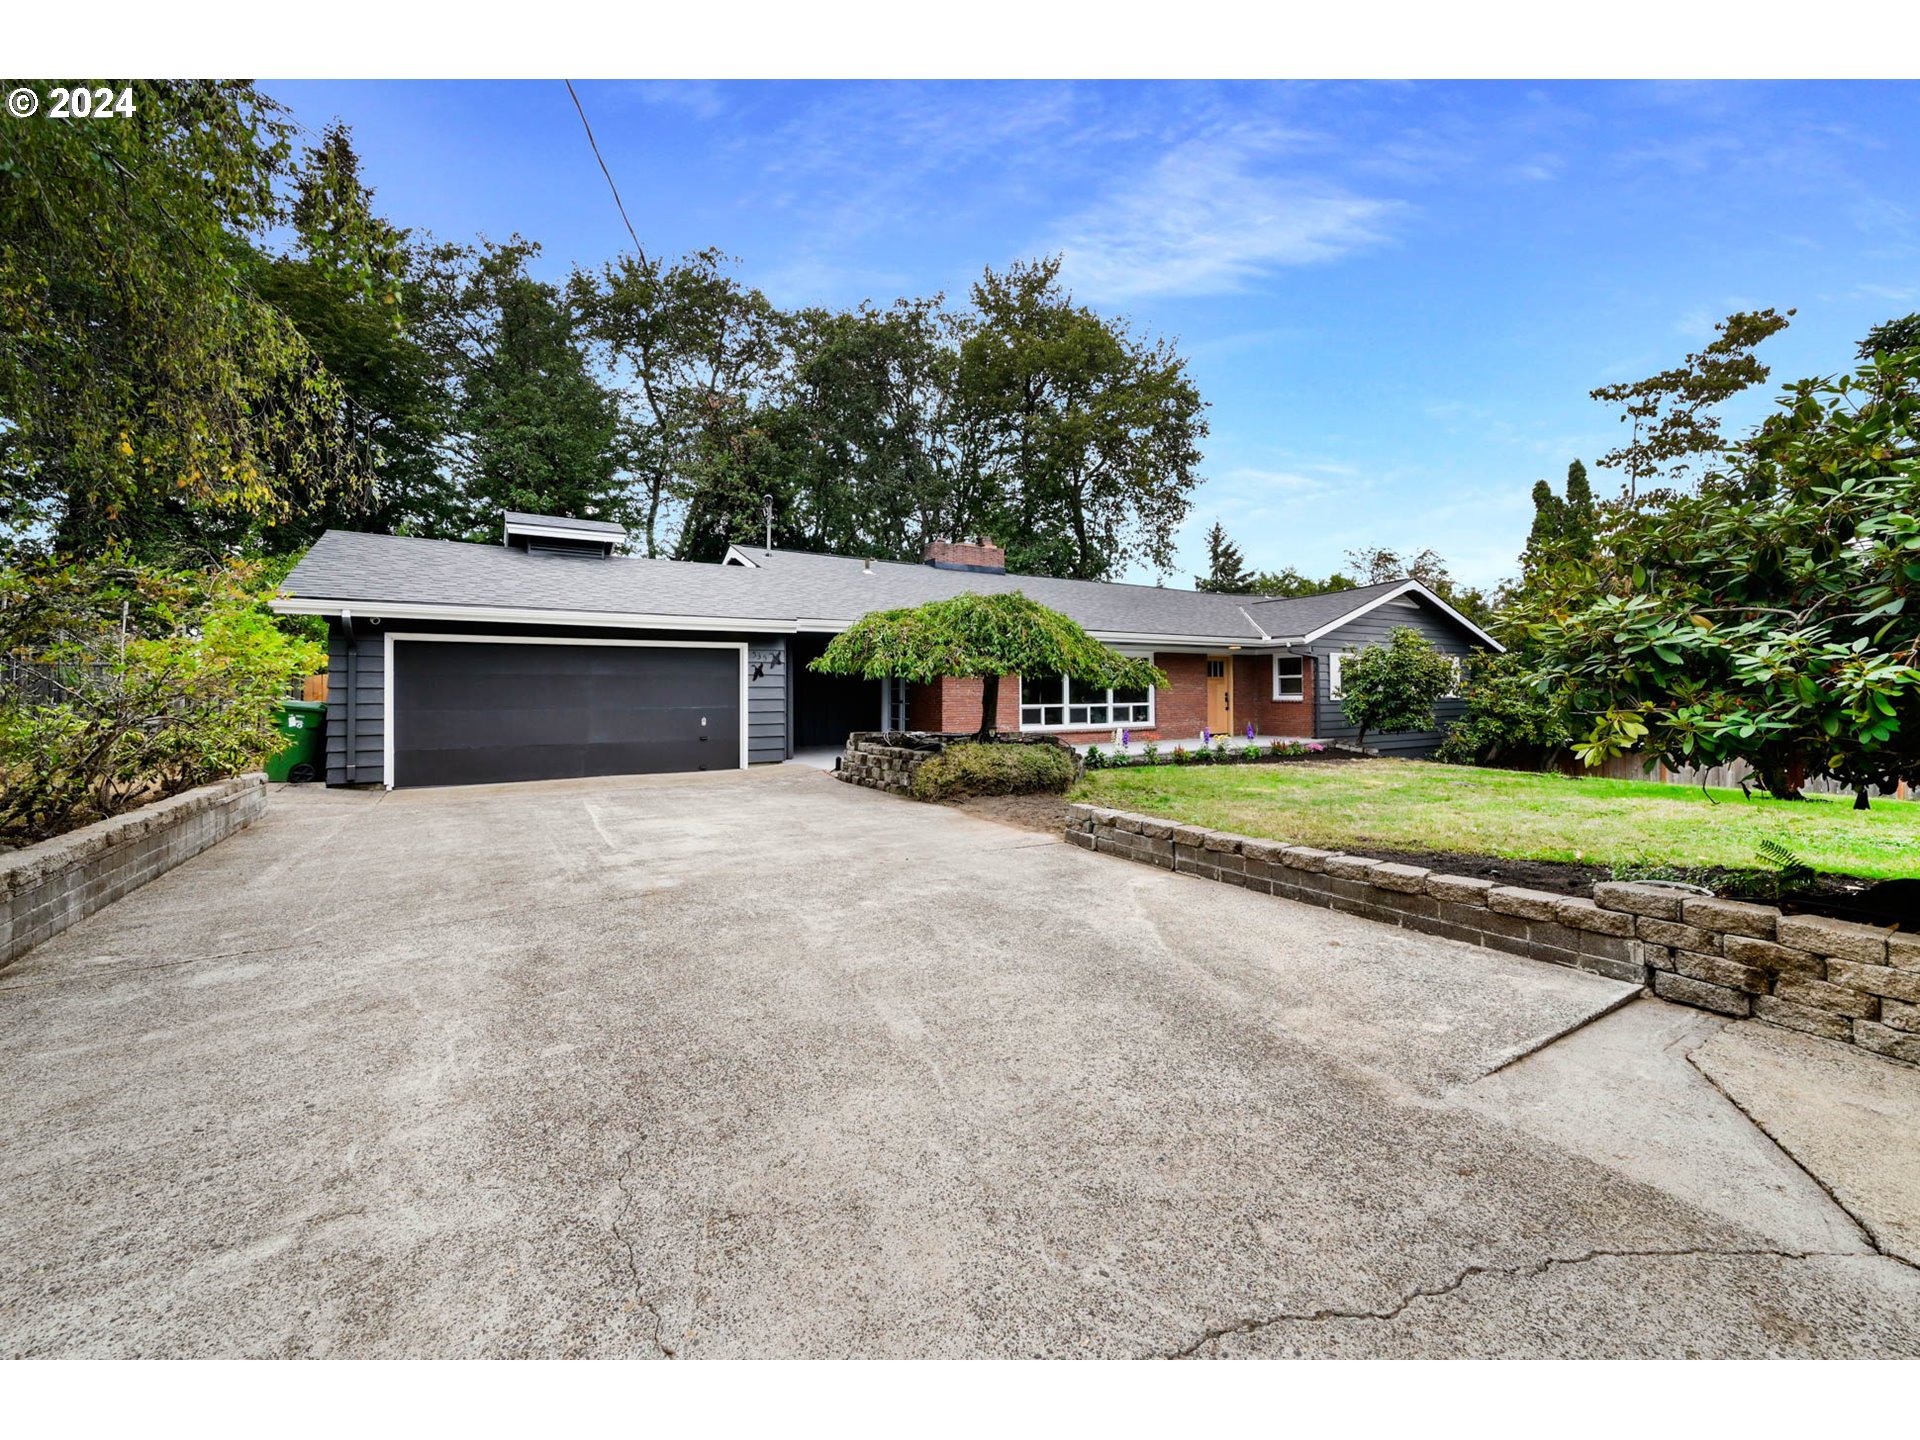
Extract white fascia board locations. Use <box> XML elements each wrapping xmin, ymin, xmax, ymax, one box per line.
<box><xmin>1297</xmin><ymin>580</ymin><xmax>1506</xmax><ymax>652</ymax></box>
<box><xmin>271</xmin><ymin>597</ymin><xmax>797</xmax><ymax>634</ymax></box>
<box><xmin>503</xmin><ymin>522</ymin><xmax>623</xmax><ymax>545</ymax></box>
<box><xmin>721</xmin><ymin>545</ymin><xmax>762</xmax><ymax>568</ymax></box>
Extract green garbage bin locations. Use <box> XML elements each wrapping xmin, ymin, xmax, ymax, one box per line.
<box><xmin>266</xmin><ymin>699</ymin><xmax>327</xmax><ymax>783</ymax></box>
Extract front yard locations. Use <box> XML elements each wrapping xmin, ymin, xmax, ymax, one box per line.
<box><xmin>1073</xmin><ymin>759</ymin><xmax>1920</xmax><ymax>884</ymax></box>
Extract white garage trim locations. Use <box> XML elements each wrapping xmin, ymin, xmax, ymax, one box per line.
<box><xmin>383</xmin><ymin>632</ymin><xmax>750</xmax><ymax>790</ymax></box>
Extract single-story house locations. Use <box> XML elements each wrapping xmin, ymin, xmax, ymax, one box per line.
<box><xmin>272</xmin><ymin>512</ymin><xmax>1502</xmax><ymax>789</ymax></box>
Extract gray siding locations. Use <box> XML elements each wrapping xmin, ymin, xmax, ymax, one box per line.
<box><xmin>746</xmin><ymin>637</ymin><xmax>788</xmax><ymax>764</ymax></box>
<box><xmin>326</xmin><ymin>621</ymin><xmax>386</xmax><ymax>786</ymax></box>
<box><xmin>1310</xmin><ymin>594</ymin><xmax>1483</xmax><ymax>756</ymax></box>
<box><xmin>324</xmin><ymin>620</ymin><xmax>788</xmax><ymax>786</ymax></box>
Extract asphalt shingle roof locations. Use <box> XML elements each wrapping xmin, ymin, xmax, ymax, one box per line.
<box><xmin>279</xmin><ymin>530</ymin><xmax>1456</xmax><ymax>645</ymax></box>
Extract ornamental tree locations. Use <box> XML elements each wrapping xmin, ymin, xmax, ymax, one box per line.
<box><xmin>1513</xmin><ymin>345</ymin><xmax>1920</xmax><ymax>805</ymax></box>
<box><xmin>1338</xmin><ymin>626</ymin><xmax>1457</xmax><ymax>749</ymax></box>
<box><xmin>809</xmin><ymin>590</ymin><xmax>1166</xmax><ymax>740</ymax></box>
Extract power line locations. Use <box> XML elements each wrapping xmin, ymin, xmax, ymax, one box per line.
<box><xmin>564</xmin><ymin>79</ymin><xmax>648</xmax><ymax>264</ymax></box>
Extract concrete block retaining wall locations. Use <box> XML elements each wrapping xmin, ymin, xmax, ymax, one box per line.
<box><xmin>1067</xmin><ymin>803</ymin><xmax>1920</xmax><ymax>1067</ymax></box>
<box><xmin>2</xmin><ymin>774</ymin><xmax>267</xmax><ymax>970</ymax></box>
<box><xmin>838</xmin><ymin>733</ymin><xmax>944</xmax><ymax>794</ymax></box>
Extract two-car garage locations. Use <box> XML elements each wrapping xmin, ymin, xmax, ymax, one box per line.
<box><xmin>387</xmin><ymin>637</ymin><xmax>745</xmax><ymax>789</ymax></box>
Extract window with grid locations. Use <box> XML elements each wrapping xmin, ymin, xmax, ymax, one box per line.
<box><xmin>1019</xmin><ymin>674</ymin><xmax>1152</xmax><ymax>729</ymax></box>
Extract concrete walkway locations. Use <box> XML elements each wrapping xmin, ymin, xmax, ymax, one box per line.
<box><xmin>1</xmin><ymin>767</ymin><xmax>1915</xmax><ymax>1358</ymax></box>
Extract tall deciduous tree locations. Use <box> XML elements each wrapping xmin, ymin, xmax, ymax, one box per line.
<box><xmin>1589</xmin><ymin>309</ymin><xmax>1793</xmax><ymax>498</ymax></box>
<box><xmin>0</xmin><ymin>79</ymin><xmax>366</xmax><ymax>560</ymax></box>
<box><xmin>1194</xmin><ymin>521</ymin><xmax>1254</xmax><ymax>593</ymax></box>
<box><xmin>957</xmin><ymin>258</ymin><xmax>1205</xmax><ymax>580</ymax></box>
<box><xmin>570</xmin><ymin>248</ymin><xmax>782</xmax><ymax>558</ymax></box>
<box><xmin>415</xmin><ymin>239</ymin><xmax>621</xmax><ymax>537</ymax></box>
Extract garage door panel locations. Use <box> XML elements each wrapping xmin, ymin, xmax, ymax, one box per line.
<box><xmin>392</xmin><ymin>640</ymin><xmax>740</xmax><ymax>788</ymax></box>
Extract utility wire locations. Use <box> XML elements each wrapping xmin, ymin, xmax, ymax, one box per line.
<box><xmin>564</xmin><ymin>79</ymin><xmax>649</xmax><ymax>264</ymax></box>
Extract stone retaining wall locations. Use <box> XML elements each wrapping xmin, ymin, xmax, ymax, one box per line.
<box><xmin>2</xmin><ymin>774</ymin><xmax>268</xmax><ymax>971</ymax></box>
<box><xmin>838</xmin><ymin>733</ymin><xmax>948</xmax><ymax>793</ymax></box>
<box><xmin>1066</xmin><ymin>803</ymin><xmax>1919</xmax><ymax>1067</ymax></box>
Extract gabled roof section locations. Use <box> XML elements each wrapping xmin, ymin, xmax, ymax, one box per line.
<box><xmin>1248</xmin><ymin>578</ymin><xmax>1504</xmax><ymax>651</ymax></box>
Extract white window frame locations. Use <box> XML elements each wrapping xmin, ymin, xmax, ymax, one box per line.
<box><xmin>1442</xmin><ymin>655</ymin><xmax>1465</xmax><ymax>699</ymax></box>
<box><xmin>1272</xmin><ymin>655</ymin><xmax>1306</xmax><ymax>702</ymax></box>
<box><xmin>1327</xmin><ymin>651</ymin><xmax>1354</xmax><ymax>700</ymax></box>
<box><xmin>1018</xmin><ymin>674</ymin><xmax>1156</xmax><ymax>732</ymax></box>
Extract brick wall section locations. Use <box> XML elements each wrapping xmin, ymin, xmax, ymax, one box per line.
<box><xmin>908</xmin><ymin>677</ymin><xmax>1021</xmax><ymax>734</ymax></box>
<box><xmin>923</xmin><ymin>539</ymin><xmax>1007</xmax><ymax>572</ymax></box>
<box><xmin>1065</xmin><ymin>803</ymin><xmax>1920</xmax><ymax>1069</ymax></box>
<box><xmin>2</xmin><ymin>774</ymin><xmax>268</xmax><ymax>971</ymax></box>
<box><xmin>1237</xmin><ymin>653</ymin><xmax>1316</xmax><ymax>738</ymax></box>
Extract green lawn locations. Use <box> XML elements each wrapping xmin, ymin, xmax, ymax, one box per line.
<box><xmin>1073</xmin><ymin>760</ymin><xmax>1920</xmax><ymax>881</ymax></box>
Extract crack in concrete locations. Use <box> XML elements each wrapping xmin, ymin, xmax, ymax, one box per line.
<box><xmin>609</xmin><ymin>1146</ymin><xmax>676</xmax><ymax>1359</ymax></box>
<box><xmin>1684</xmin><ymin>1049</ymin><xmax>1918</xmax><ymax>1272</ymax></box>
<box><xmin>1155</xmin><ymin>1245</ymin><xmax>1863</xmax><ymax>1358</ymax></box>
<box><xmin>1470</xmin><ymin>986</ymin><xmax>1648</xmax><ymax>1083</ymax></box>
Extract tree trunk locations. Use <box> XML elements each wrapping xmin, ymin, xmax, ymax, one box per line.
<box><xmin>977</xmin><ymin>674</ymin><xmax>1000</xmax><ymax>741</ymax></box>
<box><xmin>1854</xmin><ymin>787</ymin><xmax>1872</xmax><ymax>811</ymax></box>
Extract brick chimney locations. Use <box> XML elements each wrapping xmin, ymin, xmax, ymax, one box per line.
<box><xmin>923</xmin><ymin>537</ymin><xmax>1007</xmax><ymax>574</ymax></box>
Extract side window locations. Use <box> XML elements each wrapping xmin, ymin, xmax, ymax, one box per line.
<box><xmin>1327</xmin><ymin>652</ymin><xmax>1352</xmax><ymax>699</ymax></box>
<box><xmin>1273</xmin><ymin>656</ymin><xmax>1305</xmax><ymax>700</ymax></box>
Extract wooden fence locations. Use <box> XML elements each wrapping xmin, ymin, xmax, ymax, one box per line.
<box><xmin>1592</xmin><ymin>752</ymin><xmax>1912</xmax><ymax>802</ymax></box>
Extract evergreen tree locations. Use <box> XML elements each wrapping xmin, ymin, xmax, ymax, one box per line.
<box><xmin>1194</xmin><ymin>521</ymin><xmax>1254</xmax><ymax>592</ymax></box>
<box><xmin>1526</xmin><ymin>479</ymin><xmax>1565</xmax><ymax>553</ymax></box>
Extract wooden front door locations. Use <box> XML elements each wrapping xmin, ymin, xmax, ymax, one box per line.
<box><xmin>1206</xmin><ymin>657</ymin><xmax>1234</xmax><ymax>735</ymax></box>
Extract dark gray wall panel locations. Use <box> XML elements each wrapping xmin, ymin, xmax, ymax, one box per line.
<box><xmin>1310</xmin><ymin>594</ymin><xmax>1482</xmax><ymax>756</ymax></box>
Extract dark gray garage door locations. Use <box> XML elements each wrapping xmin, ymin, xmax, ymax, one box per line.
<box><xmin>392</xmin><ymin>640</ymin><xmax>741</xmax><ymax>788</ymax></box>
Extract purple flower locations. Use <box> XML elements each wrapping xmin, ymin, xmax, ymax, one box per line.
<box><xmin>1246</xmin><ymin>721</ymin><xmax>1255</xmax><ymax>741</ymax></box>
<box><xmin>1200</xmin><ymin>727</ymin><xmax>1211</xmax><ymax>746</ymax></box>
<box><xmin>1119</xmin><ymin>728</ymin><xmax>1130</xmax><ymax>748</ymax></box>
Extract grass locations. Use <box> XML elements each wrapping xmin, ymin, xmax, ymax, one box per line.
<box><xmin>1073</xmin><ymin>759</ymin><xmax>1920</xmax><ymax>882</ymax></box>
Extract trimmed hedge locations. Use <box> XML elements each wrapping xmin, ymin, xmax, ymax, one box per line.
<box><xmin>910</xmin><ymin>741</ymin><xmax>1079</xmax><ymax>801</ymax></box>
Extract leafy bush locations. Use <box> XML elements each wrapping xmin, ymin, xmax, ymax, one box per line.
<box><xmin>1083</xmin><ymin>745</ymin><xmax>1105</xmax><ymax>769</ymax></box>
<box><xmin>1</xmin><ymin>558</ymin><xmax>323</xmax><ymax>845</ymax></box>
<box><xmin>910</xmin><ymin>741</ymin><xmax>1078</xmax><ymax>801</ymax></box>
<box><xmin>1338</xmin><ymin>626</ymin><xmax>1456</xmax><ymax>748</ymax></box>
<box><xmin>1434</xmin><ymin>650</ymin><xmax>1574</xmax><ymax>770</ymax></box>
<box><xmin>1241</xmin><ymin>744</ymin><xmax>1260</xmax><ymax>762</ymax></box>
<box><xmin>1140</xmin><ymin>742</ymin><xmax>1160</xmax><ymax>765</ymax></box>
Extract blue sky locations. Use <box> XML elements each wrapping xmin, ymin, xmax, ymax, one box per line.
<box><xmin>264</xmin><ymin>79</ymin><xmax>1920</xmax><ymax>588</ymax></box>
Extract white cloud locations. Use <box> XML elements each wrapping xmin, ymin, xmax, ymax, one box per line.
<box><xmin>1049</xmin><ymin>130</ymin><xmax>1402</xmax><ymax>301</ymax></box>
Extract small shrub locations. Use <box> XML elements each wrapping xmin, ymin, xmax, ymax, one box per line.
<box><xmin>910</xmin><ymin>741</ymin><xmax>1077</xmax><ymax>801</ymax></box>
<box><xmin>1434</xmin><ymin>651</ymin><xmax>1573</xmax><ymax>770</ymax></box>
<box><xmin>1141</xmin><ymin>742</ymin><xmax>1160</xmax><ymax>765</ymax></box>
<box><xmin>1241</xmin><ymin>744</ymin><xmax>1260</xmax><ymax>762</ymax></box>
<box><xmin>1170</xmin><ymin>745</ymin><xmax>1188</xmax><ymax>765</ymax></box>
<box><xmin>1084</xmin><ymin>745</ymin><xmax>1105</xmax><ymax>769</ymax></box>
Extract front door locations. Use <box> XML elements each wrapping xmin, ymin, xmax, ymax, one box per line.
<box><xmin>1206</xmin><ymin>657</ymin><xmax>1234</xmax><ymax>735</ymax></box>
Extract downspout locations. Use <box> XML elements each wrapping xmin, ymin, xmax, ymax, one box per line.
<box><xmin>340</xmin><ymin>608</ymin><xmax>357</xmax><ymax>783</ymax></box>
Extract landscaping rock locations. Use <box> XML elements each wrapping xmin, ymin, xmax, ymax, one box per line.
<box><xmin>1880</xmin><ymin>999</ymin><xmax>1920</xmax><ymax>1034</ymax></box>
<box><xmin>1680</xmin><ymin>896</ymin><xmax>1779</xmax><ymax>940</ymax></box>
<box><xmin>1368</xmin><ymin>862</ymin><xmax>1430</xmax><ymax>894</ymax></box>
<box><xmin>1277</xmin><ymin>846</ymin><xmax>1334</xmax><ymax>873</ymax></box>
<box><xmin>1664</xmin><ymin>948</ymin><xmax>1769</xmax><ymax>995</ymax></box>
<box><xmin>1653</xmin><ymin>970</ymin><xmax>1751</xmax><ymax>1018</ymax></box>
<box><xmin>1826</xmin><ymin>959</ymin><xmax>1920</xmax><ymax>1005</ymax></box>
<box><xmin>1487</xmin><ymin>886</ymin><xmax>1562</xmax><ymax>922</ymax></box>
<box><xmin>1324</xmin><ymin>854</ymin><xmax>1383</xmax><ymax>883</ymax></box>
<box><xmin>1776</xmin><ymin>914</ymin><xmax>1891</xmax><ymax>966</ymax></box>
<box><xmin>1724</xmin><ymin>935</ymin><xmax>1824</xmax><ymax>978</ymax></box>
<box><xmin>1772</xmin><ymin>977</ymin><xmax>1879</xmax><ymax>1019</ymax></box>
<box><xmin>1637</xmin><ymin>917</ymin><xmax>1722</xmax><ymax>955</ymax></box>
<box><xmin>1753</xmin><ymin>996</ymin><xmax>1854</xmax><ymax>1043</ymax></box>
<box><xmin>1424</xmin><ymin>873</ymin><xmax>1494</xmax><ymax>906</ymax></box>
<box><xmin>1550</xmin><ymin>896</ymin><xmax>1635</xmax><ymax>937</ymax></box>
<box><xmin>1853</xmin><ymin>1020</ymin><xmax>1920</xmax><ymax>1066</ymax></box>
<box><xmin>1592</xmin><ymin>882</ymin><xmax>1686</xmax><ymax>921</ymax></box>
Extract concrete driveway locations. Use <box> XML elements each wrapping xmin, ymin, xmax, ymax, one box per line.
<box><xmin>3</xmin><ymin>766</ymin><xmax>1917</xmax><ymax>1358</ymax></box>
